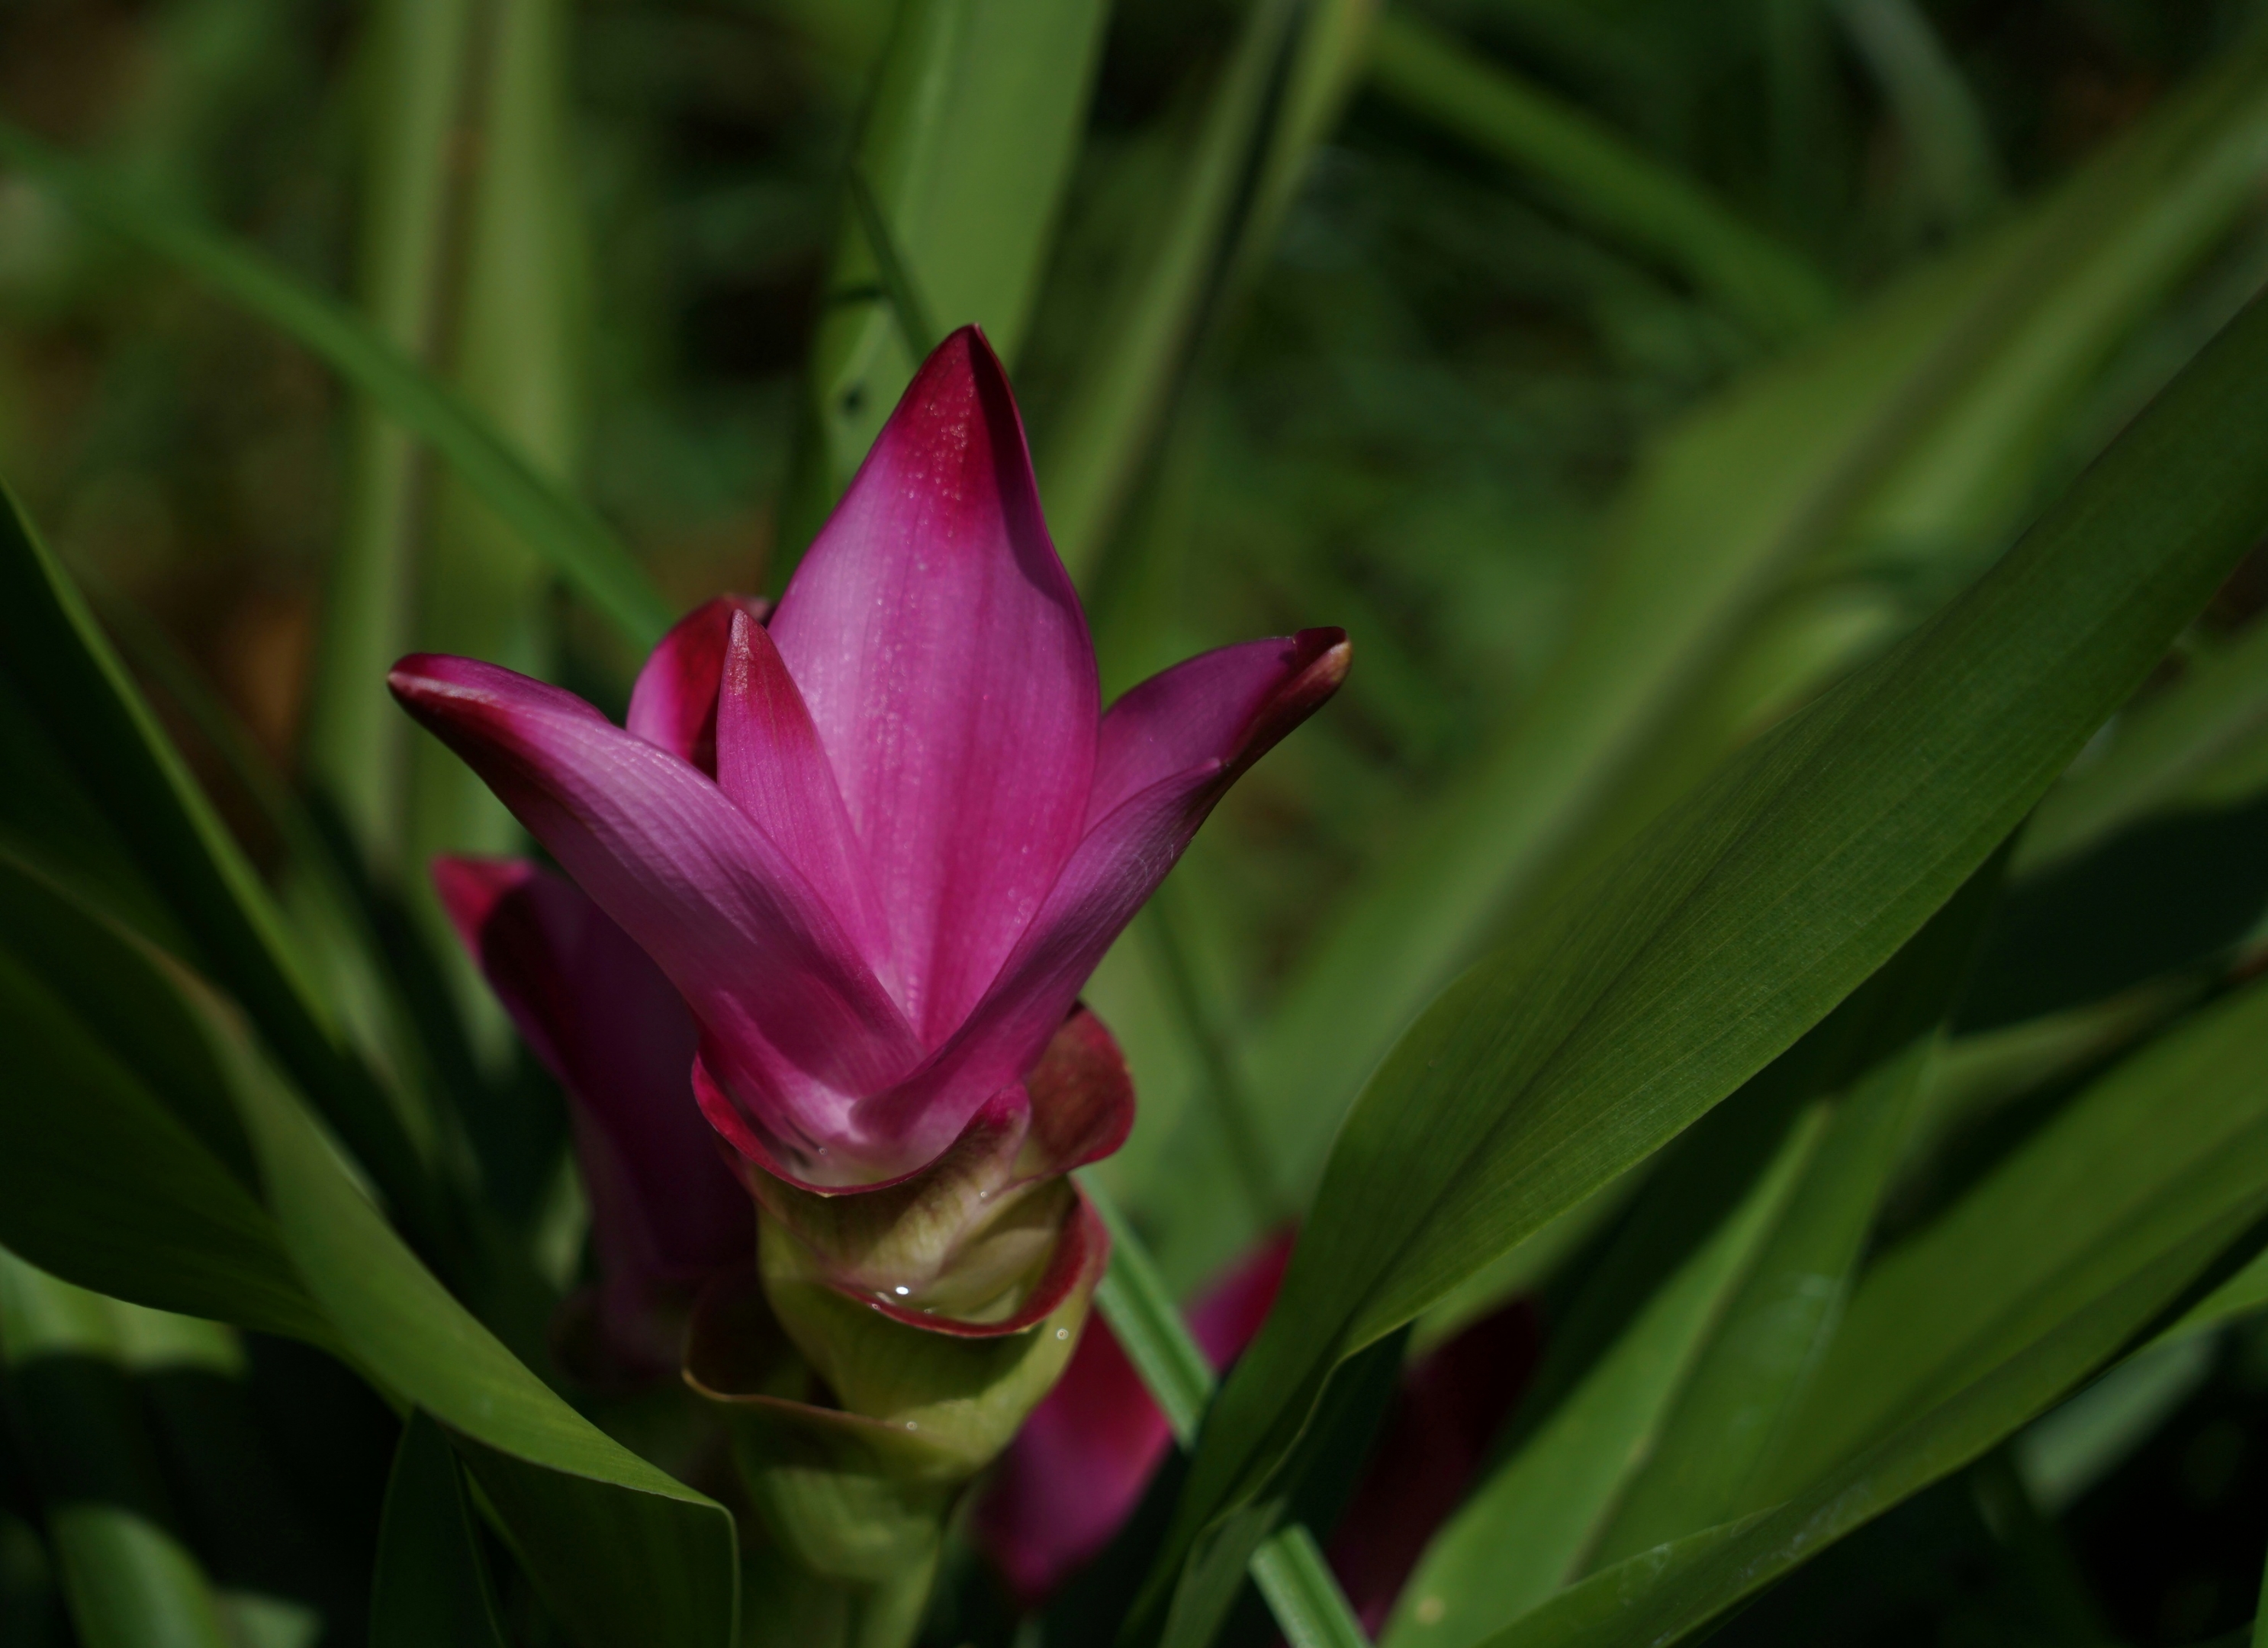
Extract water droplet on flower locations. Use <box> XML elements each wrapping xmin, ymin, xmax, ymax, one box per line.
<box><xmin>893</xmin><ymin>1286</ymin><xmax>910</xmax><ymax>1296</ymax></box>
<box><xmin>1056</xmin><ymin>1328</ymin><xmax>1070</xmax><ymax>1340</ymax></box>
<box><xmin>904</xmin><ymin>1420</ymin><xmax>917</xmax><ymax>1431</ymax></box>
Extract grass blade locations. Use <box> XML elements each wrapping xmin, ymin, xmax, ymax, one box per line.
<box><xmin>406</xmin><ymin>0</ymin><xmax>592</xmax><ymax>1028</ymax></box>
<box><xmin>1366</xmin><ymin>11</ymin><xmax>1838</xmax><ymax>339</ymax></box>
<box><xmin>0</xmin><ymin>121</ymin><xmax>672</xmax><ymax>649</ymax></box>
<box><xmin>372</xmin><ymin>1413</ymin><xmax>508</xmax><ymax>1648</ymax></box>
<box><xmin>1250</xmin><ymin>1526</ymin><xmax>1372</xmax><ymax>1648</ymax></box>
<box><xmin>1037</xmin><ymin>0</ymin><xmax>1302</xmax><ymax>581</ymax></box>
<box><xmin>783</xmin><ymin>0</ymin><xmax>1111</xmax><ymax>558</ymax></box>
<box><xmin>302</xmin><ymin>0</ymin><xmax>478</xmax><ymax>860</ymax></box>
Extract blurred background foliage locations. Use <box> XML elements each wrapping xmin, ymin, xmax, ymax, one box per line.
<box><xmin>8</xmin><ymin>0</ymin><xmax>2268</xmax><ymax>1643</ymax></box>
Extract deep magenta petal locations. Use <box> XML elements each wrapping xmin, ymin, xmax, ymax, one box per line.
<box><xmin>625</xmin><ymin>594</ymin><xmax>770</xmax><ymax>776</ymax></box>
<box><xmin>392</xmin><ymin>655</ymin><xmax>922</xmax><ymax>1157</ymax></box>
<box><xmin>1089</xmin><ymin>629</ymin><xmax>1351</xmax><ymax>826</ymax></box>
<box><xmin>857</xmin><ymin>629</ymin><xmax>1351</xmax><ymax>1160</ymax></box>
<box><xmin>431</xmin><ymin>856</ymin><xmax>754</xmax><ymax>1379</ymax></box>
<box><xmin>971</xmin><ymin>1234</ymin><xmax>1291</xmax><ymax>1608</ymax></box>
<box><xmin>770</xmin><ymin>327</ymin><xmax>1098</xmax><ymax>1046</ymax></box>
<box><xmin>714</xmin><ymin>610</ymin><xmax>890</xmax><ymax>980</ymax></box>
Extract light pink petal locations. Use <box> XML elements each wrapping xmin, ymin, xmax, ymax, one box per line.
<box><xmin>714</xmin><ymin>609</ymin><xmax>890</xmax><ymax>979</ymax></box>
<box><xmin>971</xmin><ymin>1232</ymin><xmax>1292</xmax><ymax>1608</ymax></box>
<box><xmin>769</xmin><ymin>327</ymin><xmax>1098</xmax><ymax>1045</ymax></box>
<box><xmin>625</xmin><ymin>594</ymin><xmax>770</xmax><ymax>774</ymax></box>
<box><xmin>392</xmin><ymin>655</ymin><xmax>921</xmax><ymax>1160</ymax></box>
<box><xmin>857</xmin><ymin>629</ymin><xmax>1351</xmax><ymax>1161</ymax></box>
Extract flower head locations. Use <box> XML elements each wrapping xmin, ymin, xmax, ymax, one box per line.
<box><xmin>392</xmin><ymin>327</ymin><xmax>1347</xmax><ymax>1193</ymax></box>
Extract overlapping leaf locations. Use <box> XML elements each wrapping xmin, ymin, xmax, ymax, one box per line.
<box><xmin>1133</xmin><ymin>278</ymin><xmax>2268</xmax><ymax>1644</ymax></box>
<box><xmin>1240</xmin><ymin>30</ymin><xmax>2268</xmax><ymax>1198</ymax></box>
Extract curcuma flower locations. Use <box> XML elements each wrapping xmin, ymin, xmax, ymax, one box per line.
<box><xmin>394</xmin><ymin>325</ymin><xmax>1343</xmax><ymax>1183</ymax></box>
<box><xmin>393</xmin><ymin>327</ymin><xmax>1345</xmax><ymax>1480</ymax></box>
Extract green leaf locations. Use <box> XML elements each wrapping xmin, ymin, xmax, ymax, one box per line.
<box><xmin>1380</xmin><ymin>1098</ymin><xmax>1828</xmax><ymax>1648</ymax></box>
<box><xmin>1583</xmin><ymin>857</ymin><xmax>2003</xmax><ymax>1559</ymax></box>
<box><xmin>0</xmin><ymin>826</ymin><xmax>729</xmax><ymax>1648</ymax></box>
<box><xmin>1156</xmin><ymin>1330</ymin><xmax>1407</xmax><ymax>1648</ymax></box>
<box><xmin>1085</xmin><ymin>1176</ymin><xmax>1215</xmax><ymax>1447</ymax></box>
<box><xmin>301</xmin><ymin>0</ymin><xmax>480</xmax><ymax>858</ymax></box>
<box><xmin>2012</xmin><ymin>1331</ymin><xmax>2218</xmax><ymax>1515</ymax></box>
<box><xmin>1365</xmin><ymin>10</ymin><xmax>1839</xmax><ymax>340</ymax></box>
<box><xmin>2150</xmin><ymin>1238</ymin><xmax>2268</xmax><ymax>1351</ymax></box>
<box><xmin>211</xmin><ymin>1007</ymin><xmax>740</xmax><ymax>1648</ymax></box>
<box><xmin>0</xmin><ymin>854</ymin><xmax>330</xmax><ymax>1348</ymax></box>
<box><xmin>404</xmin><ymin>0</ymin><xmax>592</xmax><ymax>1037</ymax></box>
<box><xmin>0</xmin><ymin>484</ymin><xmax>443</xmax><ymax>1254</ymax></box>
<box><xmin>1139</xmin><ymin>275</ymin><xmax>2268</xmax><ymax>1638</ymax></box>
<box><xmin>1242</xmin><ymin>31</ymin><xmax>2268</xmax><ymax>1198</ymax></box>
<box><xmin>2020</xmin><ymin>613</ymin><xmax>2268</xmax><ymax>871</ymax></box>
<box><xmin>1767</xmin><ymin>971</ymin><xmax>2268</xmax><ymax>1491</ymax></box>
<box><xmin>1247</xmin><ymin>1525</ymin><xmax>1370</xmax><ymax>1648</ymax></box>
<box><xmin>1830</xmin><ymin>0</ymin><xmax>2003</xmax><ymax>233</ymax></box>
<box><xmin>105</xmin><ymin>1306</ymin><xmax>340</xmax><ymax>1648</ymax></box>
<box><xmin>1474</xmin><ymin>1210</ymin><xmax>2250</xmax><ymax>1648</ymax></box>
<box><xmin>1036</xmin><ymin>0</ymin><xmax>1301</xmax><ymax>581</ymax></box>
<box><xmin>0</xmin><ymin>1253</ymin><xmax>237</xmax><ymax>1648</ymax></box>
<box><xmin>371</xmin><ymin>1412</ymin><xmax>507</xmax><ymax>1648</ymax></box>
<box><xmin>783</xmin><ymin>0</ymin><xmax>1111</xmax><ymax>554</ymax></box>
<box><xmin>0</xmin><ymin>121</ymin><xmax>671</xmax><ymax>649</ymax></box>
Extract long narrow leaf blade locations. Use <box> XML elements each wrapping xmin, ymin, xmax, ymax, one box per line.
<box><xmin>0</xmin><ymin>487</ymin><xmax>441</xmax><ymax>1251</ymax></box>
<box><xmin>0</xmin><ymin>122</ymin><xmax>671</xmax><ymax>648</ymax></box>
<box><xmin>1141</xmin><ymin>279</ymin><xmax>2268</xmax><ymax>1635</ymax></box>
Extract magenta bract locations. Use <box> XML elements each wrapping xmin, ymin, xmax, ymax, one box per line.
<box><xmin>432</xmin><ymin>855</ymin><xmax>754</xmax><ymax>1377</ymax></box>
<box><xmin>392</xmin><ymin>327</ymin><xmax>1348</xmax><ymax>1189</ymax></box>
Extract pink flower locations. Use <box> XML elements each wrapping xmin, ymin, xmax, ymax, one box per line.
<box><xmin>431</xmin><ymin>854</ymin><xmax>754</xmax><ymax>1380</ymax></box>
<box><xmin>391</xmin><ymin>327</ymin><xmax>1348</xmax><ymax>1193</ymax></box>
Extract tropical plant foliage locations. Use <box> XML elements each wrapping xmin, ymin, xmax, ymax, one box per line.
<box><xmin>3</xmin><ymin>2</ymin><xmax>2268</xmax><ymax>1646</ymax></box>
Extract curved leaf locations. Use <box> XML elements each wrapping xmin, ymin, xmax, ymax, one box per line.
<box><xmin>0</xmin><ymin>485</ymin><xmax>443</xmax><ymax>1254</ymax></box>
<box><xmin>0</xmin><ymin>856</ymin><xmax>330</xmax><ymax>1348</ymax></box>
<box><xmin>1137</xmin><ymin>279</ymin><xmax>2268</xmax><ymax>1639</ymax></box>
<box><xmin>1475</xmin><ymin>1211</ymin><xmax>2250</xmax><ymax>1648</ymax></box>
<box><xmin>214</xmin><ymin>1018</ymin><xmax>741</xmax><ymax>1648</ymax></box>
<box><xmin>785</xmin><ymin>0</ymin><xmax>1111</xmax><ymax>558</ymax></box>
<box><xmin>0</xmin><ymin>1254</ymin><xmax>238</xmax><ymax>1648</ymax></box>
<box><xmin>0</xmin><ymin>850</ymin><xmax>738</xmax><ymax>1648</ymax></box>
<box><xmin>1366</xmin><ymin>11</ymin><xmax>1837</xmax><ymax>339</ymax></box>
<box><xmin>1768</xmin><ymin>974</ymin><xmax>2268</xmax><ymax>1489</ymax></box>
<box><xmin>1243</xmin><ymin>31</ymin><xmax>2268</xmax><ymax>1196</ymax></box>
<box><xmin>371</xmin><ymin>1413</ymin><xmax>506</xmax><ymax>1648</ymax></box>
<box><xmin>0</xmin><ymin>123</ymin><xmax>671</xmax><ymax>649</ymax></box>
